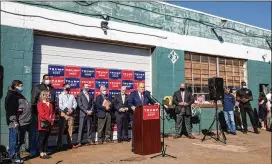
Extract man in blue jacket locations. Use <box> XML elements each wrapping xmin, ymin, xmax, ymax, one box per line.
<box><xmin>223</xmin><ymin>87</ymin><xmax>236</xmax><ymax>135</ymax></box>
<box><xmin>95</xmin><ymin>85</ymin><xmax>113</xmax><ymax>144</ymax></box>
<box><xmin>127</xmin><ymin>82</ymin><xmax>156</xmax><ymax>152</ymax></box>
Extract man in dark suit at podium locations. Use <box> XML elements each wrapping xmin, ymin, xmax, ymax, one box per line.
<box><xmin>113</xmin><ymin>86</ymin><xmax>129</xmax><ymax>143</ymax></box>
<box><xmin>173</xmin><ymin>83</ymin><xmax>195</xmax><ymax>139</ymax></box>
<box><xmin>128</xmin><ymin>82</ymin><xmax>156</xmax><ymax>152</ymax></box>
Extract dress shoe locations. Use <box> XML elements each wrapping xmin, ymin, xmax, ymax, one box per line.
<box><xmin>231</xmin><ymin>132</ymin><xmax>237</xmax><ymax>135</ymax></box>
<box><xmin>105</xmin><ymin>139</ymin><xmax>114</xmax><ymax>143</ymax></box>
<box><xmin>118</xmin><ymin>139</ymin><xmax>122</xmax><ymax>143</ymax></box>
<box><xmin>123</xmin><ymin>139</ymin><xmax>130</xmax><ymax>142</ymax></box>
<box><xmin>188</xmin><ymin>135</ymin><xmax>195</xmax><ymax>139</ymax></box>
<box><xmin>173</xmin><ymin>135</ymin><xmax>180</xmax><ymax>139</ymax></box>
<box><xmin>254</xmin><ymin>128</ymin><xmax>260</xmax><ymax>134</ymax></box>
<box><xmin>40</xmin><ymin>155</ymin><xmax>50</xmax><ymax>159</ymax></box>
<box><xmin>243</xmin><ymin>130</ymin><xmax>248</xmax><ymax>134</ymax></box>
<box><xmin>72</xmin><ymin>144</ymin><xmax>80</xmax><ymax>148</ymax></box>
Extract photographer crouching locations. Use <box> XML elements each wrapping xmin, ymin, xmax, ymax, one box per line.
<box><xmin>5</xmin><ymin>80</ymin><xmax>32</xmax><ymax>163</ymax></box>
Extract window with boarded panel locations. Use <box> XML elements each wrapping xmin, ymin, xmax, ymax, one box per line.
<box><xmin>184</xmin><ymin>51</ymin><xmax>247</xmax><ymax>107</ymax></box>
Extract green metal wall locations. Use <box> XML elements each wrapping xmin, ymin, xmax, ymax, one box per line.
<box><xmin>17</xmin><ymin>1</ymin><xmax>271</xmax><ymax>50</ymax></box>
<box><xmin>0</xmin><ymin>25</ymin><xmax>33</xmax><ymax>145</ymax></box>
<box><xmin>248</xmin><ymin>60</ymin><xmax>271</xmax><ymax>109</ymax></box>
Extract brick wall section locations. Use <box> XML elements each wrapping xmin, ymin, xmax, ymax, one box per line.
<box><xmin>0</xmin><ymin>25</ymin><xmax>33</xmax><ymax>146</ymax></box>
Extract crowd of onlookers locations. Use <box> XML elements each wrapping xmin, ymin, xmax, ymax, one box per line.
<box><xmin>222</xmin><ymin>83</ymin><xmax>271</xmax><ymax>136</ymax></box>
<box><xmin>4</xmin><ymin>74</ymin><xmax>155</xmax><ymax>163</ymax></box>
<box><xmin>4</xmin><ymin>74</ymin><xmax>272</xmax><ymax>164</ymax></box>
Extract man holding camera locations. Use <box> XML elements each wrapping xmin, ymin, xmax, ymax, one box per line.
<box><xmin>236</xmin><ymin>81</ymin><xmax>259</xmax><ymax>134</ymax></box>
<box><xmin>57</xmin><ymin>83</ymin><xmax>77</xmax><ymax>149</ymax></box>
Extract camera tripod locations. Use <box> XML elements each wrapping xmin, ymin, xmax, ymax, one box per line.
<box><xmin>201</xmin><ymin>101</ymin><xmax>227</xmax><ymax>144</ymax></box>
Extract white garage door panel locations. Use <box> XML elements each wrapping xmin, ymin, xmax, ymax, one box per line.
<box><xmin>33</xmin><ymin>35</ymin><xmax>152</xmax><ymax>90</ymax></box>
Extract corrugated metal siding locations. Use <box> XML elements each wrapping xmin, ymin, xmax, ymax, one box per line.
<box><xmin>32</xmin><ymin>35</ymin><xmax>152</xmax><ymax>91</ymax></box>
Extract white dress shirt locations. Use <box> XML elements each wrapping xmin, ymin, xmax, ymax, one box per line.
<box><xmin>58</xmin><ymin>92</ymin><xmax>77</xmax><ymax>112</ymax></box>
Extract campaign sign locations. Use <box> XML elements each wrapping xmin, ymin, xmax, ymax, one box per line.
<box><xmin>65</xmin><ymin>78</ymin><xmax>80</xmax><ymax>88</ymax></box>
<box><xmin>89</xmin><ymin>89</ymin><xmax>95</xmax><ymax>96</ymax></box>
<box><xmin>109</xmin><ymin>80</ymin><xmax>122</xmax><ymax>90</ymax></box>
<box><xmin>81</xmin><ymin>67</ymin><xmax>95</xmax><ymax>78</ymax></box>
<box><xmin>134</xmin><ymin>71</ymin><xmax>145</xmax><ymax>81</ymax></box>
<box><xmin>55</xmin><ymin>89</ymin><xmax>63</xmax><ymax>98</ymax></box>
<box><xmin>65</xmin><ymin>66</ymin><xmax>81</xmax><ymax>78</ymax></box>
<box><xmin>109</xmin><ymin>69</ymin><xmax>121</xmax><ymax>79</ymax></box>
<box><xmin>70</xmin><ymin>88</ymin><xmax>80</xmax><ymax>97</ymax></box>
<box><xmin>94</xmin><ymin>89</ymin><xmax>101</xmax><ymax>98</ymax></box>
<box><xmin>50</xmin><ymin>77</ymin><xmax>65</xmax><ymax>89</ymax></box>
<box><xmin>126</xmin><ymin>89</ymin><xmax>134</xmax><ymax>95</ymax></box>
<box><xmin>80</xmin><ymin>78</ymin><xmax>95</xmax><ymax>89</ymax></box>
<box><xmin>143</xmin><ymin>105</ymin><xmax>160</xmax><ymax>120</ymax></box>
<box><xmin>122</xmin><ymin>80</ymin><xmax>134</xmax><ymax>90</ymax></box>
<box><xmin>48</xmin><ymin>65</ymin><xmax>65</xmax><ymax>77</ymax></box>
<box><xmin>133</xmin><ymin>80</ymin><xmax>145</xmax><ymax>89</ymax></box>
<box><xmin>109</xmin><ymin>90</ymin><xmax>120</xmax><ymax>97</ymax></box>
<box><xmin>121</xmin><ymin>70</ymin><xmax>134</xmax><ymax>80</ymax></box>
<box><xmin>95</xmin><ymin>79</ymin><xmax>109</xmax><ymax>89</ymax></box>
<box><xmin>95</xmin><ymin>68</ymin><xmax>109</xmax><ymax>79</ymax></box>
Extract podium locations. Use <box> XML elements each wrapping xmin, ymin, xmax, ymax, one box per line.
<box><xmin>133</xmin><ymin>105</ymin><xmax>161</xmax><ymax>155</ymax></box>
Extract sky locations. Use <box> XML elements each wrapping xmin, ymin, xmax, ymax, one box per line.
<box><xmin>167</xmin><ymin>1</ymin><xmax>271</xmax><ymax>30</ymax></box>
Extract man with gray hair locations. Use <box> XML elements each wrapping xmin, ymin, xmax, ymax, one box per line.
<box><xmin>95</xmin><ymin>85</ymin><xmax>113</xmax><ymax>144</ymax></box>
<box><xmin>113</xmin><ymin>86</ymin><xmax>129</xmax><ymax>143</ymax></box>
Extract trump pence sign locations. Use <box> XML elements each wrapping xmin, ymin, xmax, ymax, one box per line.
<box><xmin>143</xmin><ymin>105</ymin><xmax>160</xmax><ymax>120</ymax></box>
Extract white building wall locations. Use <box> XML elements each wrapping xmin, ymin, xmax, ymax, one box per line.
<box><xmin>1</xmin><ymin>1</ymin><xmax>271</xmax><ymax>62</ymax></box>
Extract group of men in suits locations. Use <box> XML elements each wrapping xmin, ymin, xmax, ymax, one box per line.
<box><xmin>56</xmin><ymin>81</ymin><xmax>195</xmax><ymax>152</ymax></box>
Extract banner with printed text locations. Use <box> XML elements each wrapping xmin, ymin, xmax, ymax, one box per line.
<box><xmin>47</xmin><ymin>64</ymin><xmax>145</xmax><ymax>145</ymax></box>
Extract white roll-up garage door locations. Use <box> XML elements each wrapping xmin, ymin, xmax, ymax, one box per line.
<box><xmin>32</xmin><ymin>35</ymin><xmax>152</xmax><ymax>91</ymax></box>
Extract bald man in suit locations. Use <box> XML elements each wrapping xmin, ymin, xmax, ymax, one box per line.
<box><xmin>128</xmin><ymin>83</ymin><xmax>156</xmax><ymax>152</ymax></box>
<box><xmin>173</xmin><ymin>83</ymin><xmax>195</xmax><ymax>139</ymax></box>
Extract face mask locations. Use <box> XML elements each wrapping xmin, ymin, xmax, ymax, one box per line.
<box><xmin>84</xmin><ymin>88</ymin><xmax>90</xmax><ymax>92</ymax></box>
<box><xmin>102</xmin><ymin>91</ymin><xmax>107</xmax><ymax>95</ymax></box>
<box><xmin>17</xmin><ymin>87</ymin><xmax>23</xmax><ymax>93</ymax></box>
<box><xmin>44</xmin><ymin>80</ymin><xmax>50</xmax><ymax>85</ymax></box>
<box><xmin>242</xmin><ymin>85</ymin><xmax>247</xmax><ymax>88</ymax></box>
<box><xmin>180</xmin><ymin>88</ymin><xmax>185</xmax><ymax>91</ymax></box>
<box><xmin>65</xmin><ymin>88</ymin><xmax>71</xmax><ymax>92</ymax></box>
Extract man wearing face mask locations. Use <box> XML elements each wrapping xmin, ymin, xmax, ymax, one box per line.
<box><xmin>75</xmin><ymin>83</ymin><xmax>95</xmax><ymax>147</ymax></box>
<box><xmin>236</xmin><ymin>81</ymin><xmax>259</xmax><ymax>134</ymax></box>
<box><xmin>57</xmin><ymin>83</ymin><xmax>77</xmax><ymax>149</ymax></box>
<box><xmin>232</xmin><ymin>87</ymin><xmax>243</xmax><ymax>130</ymax></box>
<box><xmin>30</xmin><ymin>74</ymin><xmax>55</xmax><ymax>157</ymax></box>
<box><xmin>172</xmin><ymin>83</ymin><xmax>195</xmax><ymax>139</ymax></box>
<box><xmin>95</xmin><ymin>85</ymin><xmax>113</xmax><ymax>144</ymax></box>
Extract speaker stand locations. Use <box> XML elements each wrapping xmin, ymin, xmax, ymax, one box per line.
<box><xmin>201</xmin><ymin>101</ymin><xmax>227</xmax><ymax>144</ymax></box>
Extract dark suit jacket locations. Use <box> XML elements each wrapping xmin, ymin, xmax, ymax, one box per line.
<box><xmin>173</xmin><ymin>90</ymin><xmax>194</xmax><ymax>115</ymax></box>
<box><xmin>77</xmin><ymin>91</ymin><xmax>94</xmax><ymax>117</ymax></box>
<box><xmin>95</xmin><ymin>94</ymin><xmax>112</xmax><ymax>119</ymax></box>
<box><xmin>127</xmin><ymin>90</ymin><xmax>155</xmax><ymax>110</ymax></box>
<box><xmin>31</xmin><ymin>83</ymin><xmax>55</xmax><ymax>114</ymax></box>
<box><xmin>113</xmin><ymin>94</ymin><xmax>129</xmax><ymax>114</ymax></box>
